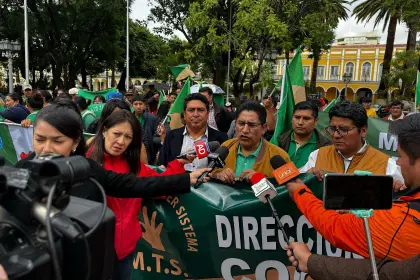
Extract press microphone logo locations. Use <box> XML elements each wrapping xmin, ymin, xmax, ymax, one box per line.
<box><xmin>194</xmin><ymin>140</ymin><xmax>210</xmax><ymax>159</ymax></box>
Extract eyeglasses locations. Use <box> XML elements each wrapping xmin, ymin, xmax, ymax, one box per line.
<box><xmin>237</xmin><ymin>121</ymin><xmax>262</xmax><ymax>129</ymax></box>
<box><xmin>324</xmin><ymin>125</ymin><xmax>357</xmax><ymax>136</ymax></box>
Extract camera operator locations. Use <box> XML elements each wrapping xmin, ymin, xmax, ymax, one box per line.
<box><xmin>15</xmin><ymin>100</ymin><xmax>210</xmax><ymax>200</ymax></box>
<box><xmin>284</xmin><ymin>114</ymin><xmax>420</xmax><ymax>261</ymax></box>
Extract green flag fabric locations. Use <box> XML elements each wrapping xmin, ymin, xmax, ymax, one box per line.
<box><xmin>158</xmin><ymin>91</ymin><xmax>166</xmax><ymax>108</ymax></box>
<box><xmin>415</xmin><ymin>70</ymin><xmax>420</xmax><ymax>109</ymax></box>
<box><xmin>0</xmin><ymin>123</ymin><xmax>33</xmax><ymax>165</ymax></box>
<box><xmin>78</xmin><ymin>88</ymin><xmax>117</xmax><ymax>101</ymax></box>
<box><xmin>169</xmin><ymin>64</ymin><xmax>195</xmax><ymax>81</ymax></box>
<box><xmin>323</xmin><ymin>98</ymin><xmax>338</xmax><ymax>113</ymax></box>
<box><xmin>288</xmin><ymin>48</ymin><xmax>306</xmax><ymax>103</ymax></box>
<box><xmin>87</xmin><ymin>103</ymin><xmax>106</xmax><ymax>117</ymax></box>
<box><xmin>213</xmin><ymin>94</ymin><xmax>225</xmax><ymax>107</ymax></box>
<box><xmin>269</xmin><ymin>67</ymin><xmax>295</xmax><ymax>146</ymax></box>
<box><xmin>168</xmin><ymin>78</ymin><xmax>191</xmax><ymax>129</ymax></box>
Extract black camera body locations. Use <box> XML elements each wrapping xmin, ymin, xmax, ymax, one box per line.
<box><xmin>0</xmin><ymin>155</ymin><xmax>115</xmax><ymax>280</ymax></box>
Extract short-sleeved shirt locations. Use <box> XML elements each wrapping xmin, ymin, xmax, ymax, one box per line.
<box><xmin>235</xmin><ymin>139</ymin><xmax>263</xmax><ymax>177</ymax></box>
<box><xmin>287</xmin><ymin>131</ymin><xmax>317</xmax><ymax>169</ymax></box>
<box><xmin>26</xmin><ymin>110</ymin><xmax>40</xmax><ymax>123</ymax></box>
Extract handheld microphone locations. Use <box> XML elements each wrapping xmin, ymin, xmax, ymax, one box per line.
<box><xmin>250</xmin><ymin>172</ymin><xmax>301</xmax><ymax>272</ymax></box>
<box><xmin>194</xmin><ymin>146</ymin><xmax>229</xmax><ymax>188</ymax></box>
<box><xmin>176</xmin><ymin>141</ymin><xmax>220</xmax><ymax>160</ymax></box>
<box><xmin>251</xmin><ymin>172</ymin><xmax>277</xmax><ymax>203</ymax></box>
<box><xmin>270</xmin><ymin>156</ymin><xmax>300</xmax><ymax>185</ymax></box>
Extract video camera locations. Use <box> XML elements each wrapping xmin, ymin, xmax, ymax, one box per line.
<box><xmin>0</xmin><ymin>154</ymin><xmax>115</xmax><ymax>280</ymax></box>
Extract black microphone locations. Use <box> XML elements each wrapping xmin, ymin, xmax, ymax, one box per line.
<box><xmin>176</xmin><ymin>141</ymin><xmax>220</xmax><ymax>159</ymax></box>
<box><xmin>194</xmin><ymin>146</ymin><xmax>229</xmax><ymax>188</ymax></box>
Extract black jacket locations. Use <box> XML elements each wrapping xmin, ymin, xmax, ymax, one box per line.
<box><xmin>141</xmin><ymin>111</ymin><xmax>158</xmax><ymax>165</ymax></box>
<box><xmin>15</xmin><ymin>153</ymin><xmax>191</xmax><ymax>202</ymax></box>
<box><xmin>277</xmin><ymin>129</ymin><xmax>331</xmax><ymax>152</ymax></box>
<box><xmin>213</xmin><ymin>102</ymin><xmax>234</xmax><ymax>133</ymax></box>
<box><xmin>157</xmin><ymin>126</ymin><xmax>228</xmax><ymax>166</ymax></box>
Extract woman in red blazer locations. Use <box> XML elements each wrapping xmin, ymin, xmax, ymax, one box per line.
<box><xmin>87</xmin><ymin>110</ymin><xmax>193</xmax><ymax>280</ymax></box>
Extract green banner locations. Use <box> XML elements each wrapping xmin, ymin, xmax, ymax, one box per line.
<box><xmin>132</xmin><ymin>174</ymin><xmax>363</xmax><ymax>280</ymax></box>
<box><xmin>78</xmin><ymin>88</ymin><xmax>117</xmax><ymax>101</ymax></box>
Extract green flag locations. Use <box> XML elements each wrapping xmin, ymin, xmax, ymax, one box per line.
<box><xmin>270</xmin><ymin>67</ymin><xmax>295</xmax><ymax>146</ymax></box>
<box><xmin>323</xmin><ymin>98</ymin><xmax>338</xmax><ymax>113</ymax></box>
<box><xmin>288</xmin><ymin>48</ymin><xmax>306</xmax><ymax>103</ymax></box>
<box><xmin>415</xmin><ymin>70</ymin><xmax>420</xmax><ymax>109</ymax></box>
<box><xmin>168</xmin><ymin>78</ymin><xmax>191</xmax><ymax>129</ymax></box>
<box><xmin>78</xmin><ymin>88</ymin><xmax>117</xmax><ymax>101</ymax></box>
<box><xmin>158</xmin><ymin>91</ymin><xmax>166</xmax><ymax>108</ymax></box>
<box><xmin>168</xmin><ymin>64</ymin><xmax>195</xmax><ymax>81</ymax></box>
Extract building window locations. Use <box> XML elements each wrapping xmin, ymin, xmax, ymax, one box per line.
<box><xmin>345</xmin><ymin>62</ymin><xmax>354</xmax><ymax>79</ymax></box>
<box><xmin>330</xmin><ymin>66</ymin><xmax>339</xmax><ymax>80</ymax></box>
<box><xmin>378</xmin><ymin>63</ymin><xmax>383</xmax><ymax>81</ymax></box>
<box><xmin>317</xmin><ymin>66</ymin><xmax>325</xmax><ymax>80</ymax></box>
<box><xmin>361</xmin><ymin>62</ymin><xmax>371</xmax><ymax>81</ymax></box>
<box><xmin>303</xmin><ymin>66</ymin><xmax>310</xmax><ymax>80</ymax></box>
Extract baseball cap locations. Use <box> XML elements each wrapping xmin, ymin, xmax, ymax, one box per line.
<box><xmin>24</xmin><ymin>84</ymin><xmax>32</xmax><ymax>90</ymax></box>
<box><xmin>69</xmin><ymin>88</ymin><xmax>79</xmax><ymax>95</ymax></box>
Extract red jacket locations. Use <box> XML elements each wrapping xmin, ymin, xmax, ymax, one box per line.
<box><xmin>99</xmin><ymin>152</ymin><xmax>185</xmax><ymax>260</ymax></box>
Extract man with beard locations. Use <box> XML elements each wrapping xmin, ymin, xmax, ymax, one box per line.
<box><xmin>277</xmin><ymin>101</ymin><xmax>331</xmax><ymax>168</ymax></box>
<box><xmin>212</xmin><ymin>101</ymin><xmax>290</xmax><ymax>183</ymax></box>
<box><xmin>157</xmin><ymin>93</ymin><xmax>227</xmax><ymax>170</ymax></box>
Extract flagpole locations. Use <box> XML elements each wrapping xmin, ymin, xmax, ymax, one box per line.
<box><xmin>24</xmin><ymin>0</ymin><xmax>29</xmax><ymax>83</ymax></box>
<box><xmin>226</xmin><ymin>0</ymin><xmax>232</xmax><ymax>105</ymax></box>
<box><xmin>126</xmin><ymin>0</ymin><xmax>130</xmax><ymax>90</ymax></box>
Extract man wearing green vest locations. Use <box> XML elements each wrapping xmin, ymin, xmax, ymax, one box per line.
<box><xmin>277</xmin><ymin>101</ymin><xmax>331</xmax><ymax>168</ymax></box>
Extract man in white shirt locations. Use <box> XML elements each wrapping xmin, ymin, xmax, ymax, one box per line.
<box><xmin>300</xmin><ymin>101</ymin><xmax>404</xmax><ymax>187</ymax></box>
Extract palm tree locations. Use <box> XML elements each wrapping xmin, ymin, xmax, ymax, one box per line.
<box><xmin>352</xmin><ymin>0</ymin><xmax>402</xmax><ymax>92</ymax></box>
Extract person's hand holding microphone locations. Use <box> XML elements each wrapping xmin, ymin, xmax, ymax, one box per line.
<box><xmin>285</xmin><ymin>242</ymin><xmax>312</xmax><ymax>273</ymax></box>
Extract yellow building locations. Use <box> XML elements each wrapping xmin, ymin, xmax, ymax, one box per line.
<box><xmin>276</xmin><ymin>39</ymin><xmax>406</xmax><ymax>103</ymax></box>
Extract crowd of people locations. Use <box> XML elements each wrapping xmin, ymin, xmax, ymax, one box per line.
<box><xmin>1</xmin><ymin>82</ymin><xmax>420</xmax><ymax>279</ymax></box>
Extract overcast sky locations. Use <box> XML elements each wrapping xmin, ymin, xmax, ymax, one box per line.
<box><xmin>132</xmin><ymin>0</ymin><xmax>413</xmax><ymax>44</ymax></box>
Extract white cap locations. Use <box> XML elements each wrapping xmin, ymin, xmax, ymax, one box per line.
<box><xmin>69</xmin><ymin>88</ymin><xmax>79</xmax><ymax>95</ymax></box>
<box><xmin>23</xmin><ymin>84</ymin><xmax>32</xmax><ymax>90</ymax></box>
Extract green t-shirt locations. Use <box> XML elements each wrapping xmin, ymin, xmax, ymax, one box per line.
<box><xmin>27</xmin><ymin>110</ymin><xmax>40</xmax><ymax>123</ymax></box>
<box><xmin>287</xmin><ymin>131</ymin><xmax>317</xmax><ymax>169</ymax></box>
<box><xmin>137</xmin><ymin>115</ymin><xmax>145</xmax><ymax>127</ymax></box>
<box><xmin>235</xmin><ymin>139</ymin><xmax>263</xmax><ymax>177</ymax></box>
<box><xmin>81</xmin><ymin>110</ymin><xmax>96</xmax><ymax>131</ymax></box>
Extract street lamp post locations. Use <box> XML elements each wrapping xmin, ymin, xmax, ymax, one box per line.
<box><xmin>342</xmin><ymin>72</ymin><xmax>352</xmax><ymax>101</ymax></box>
<box><xmin>0</xmin><ymin>40</ymin><xmax>21</xmax><ymax>94</ymax></box>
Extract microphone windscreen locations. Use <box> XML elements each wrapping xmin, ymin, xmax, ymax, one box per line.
<box><xmin>251</xmin><ymin>172</ymin><xmax>266</xmax><ymax>185</ymax></box>
<box><xmin>208</xmin><ymin>141</ymin><xmax>221</xmax><ymax>153</ymax></box>
<box><xmin>270</xmin><ymin>155</ymin><xmax>287</xmax><ymax>170</ymax></box>
<box><xmin>214</xmin><ymin>146</ymin><xmax>229</xmax><ymax>161</ymax></box>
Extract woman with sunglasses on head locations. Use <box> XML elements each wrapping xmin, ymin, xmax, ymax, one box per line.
<box><xmin>87</xmin><ymin>109</ymin><xmax>193</xmax><ymax>279</ymax></box>
<box><xmin>15</xmin><ymin>99</ymin><xmax>210</xmax><ymax>201</ymax></box>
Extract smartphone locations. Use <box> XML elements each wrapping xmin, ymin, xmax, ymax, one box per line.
<box><xmin>323</xmin><ymin>174</ymin><xmax>393</xmax><ymax>210</ymax></box>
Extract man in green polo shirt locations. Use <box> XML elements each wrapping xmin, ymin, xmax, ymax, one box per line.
<box><xmin>277</xmin><ymin>101</ymin><xmax>331</xmax><ymax>168</ymax></box>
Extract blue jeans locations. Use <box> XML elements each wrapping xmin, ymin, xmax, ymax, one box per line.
<box><xmin>114</xmin><ymin>252</ymin><xmax>135</xmax><ymax>280</ymax></box>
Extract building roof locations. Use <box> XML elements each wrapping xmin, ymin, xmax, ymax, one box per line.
<box><xmin>330</xmin><ymin>44</ymin><xmax>406</xmax><ymax>49</ymax></box>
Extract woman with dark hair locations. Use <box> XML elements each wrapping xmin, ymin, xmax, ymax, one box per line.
<box><xmin>74</xmin><ymin>96</ymin><xmax>95</xmax><ymax>131</ymax></box>
<box><xmin>39</xmin><ymin>90</ymin><xmax>53</xmax><ymax>106</ymax></box>
<box><xmin>86</xmin><ymin>99</ymin><xmax>148</xmax><ymax>163</ymax></box>
<box><xmin>93</xmin><ymin>95</ymin><xmax>106</xmax><ymax>104</ymax></box>
<box><xmin>15</xmin><ymin>99</ymin><xmax>209</xmax><ymax>198</ymax></box>
<box><xmin>87</xmin><ymin>110</ymin><xmax>191</xmax><ymax>279</ymax></box>
<box><xmin>0</xmin><ymin>93</ymin><xmax>29</xmax><ymax>123</ymax></box>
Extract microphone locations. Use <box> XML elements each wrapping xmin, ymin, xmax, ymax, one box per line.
<box><xmin>251</xmin><ymin>172</ymin><xmax>277</xmax><ymax>203</ymax></box>
<box><xmin>32</xmin><ymin>202</ymin><xmax>82</xmax><ymax>240</ymax></box>
<box><xmin>176</xmin><ymin>141</ymin><xmax>220</xmax><ymax>160</ymax></box>
<box><xmin>270</xmin><ymin>156</ymin><xmax>300</xmax><ymax>185</ymax></box>
<box><xmin>250</xmin><ymin>172</ymin><xmax>301</xmax><ymax>272</ymax></box>
<box><xmin>194</xmin><ymin>146</ymin><xmax>229</xmax><ymax>188</ymax></box>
